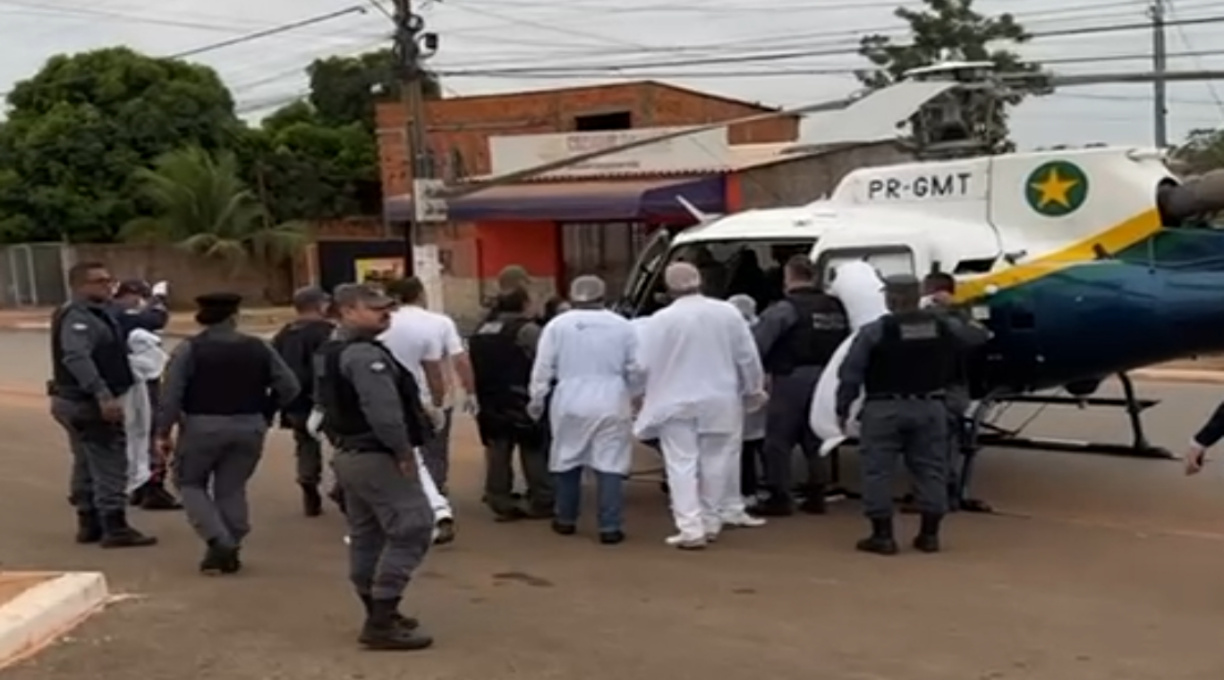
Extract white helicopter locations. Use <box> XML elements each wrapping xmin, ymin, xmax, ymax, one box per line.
<box><xmin>438</xmin><ymin>60</ymin><xmax>1224</xmax><ymax>511</ymax></box>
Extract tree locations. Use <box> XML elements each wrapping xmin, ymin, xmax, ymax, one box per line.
<box><xmin>857</xmin><ymin>0</ymin><xmax>1039</xmax><ymax>153</ymax></box>
<box><xmin>1172</xmin><ymin>128</ymin><xmax>1224</xmax><ymax>176</ymax></box>
<box><xmin>307</xmin><ymin>49</ymin><xmax>441</xmax><ymax>131</ymax></box>
<box><xmin>0</xmin><ymin>47</ymin><xmax>241</xmax><ymax>243</ymax></box>
<box><xmin>121</xmin><ymin>146</ymin><xmax>307</xmax><ymax>267</ymax></box>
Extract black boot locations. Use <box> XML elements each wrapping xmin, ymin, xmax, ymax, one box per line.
<box><xmin>128</xmin><ymin>485</ymin><xmax>147</xmax><ymax>507</ymax></box>
<box><xmin>798</xmin><ymin>485</ymin><xmax>827</xmax><ymax>515</ymax></box>
<box><xmin>359</xmin><ymin>594</ymin><xmax>419</xmax><ymax>630</ymax></box>
<box><xmin>913</xmin><ymin>513</ymin><xmax>943</xmax><ymax>553</ymax></box>
<box><xmin>140</xmin><ymin>482</ymin><xmax>183</xmax><ymax>511</ymax></box>
<box><xmin>200</xmin><ymin>540</ymin><xmax>239</xmax><ymax>575</ymax></box>
<box><xmin>75</xmin><ymin>511</ymin><xmax>102</xmax><ymax>544</ymax></box>
<box><xmin>99</xmin><ymin>511</ymin><xmax>158</xmax><ymax>549</ymax></box>
<box><xmin>300</xmin><ymin>483</ymin><xmax>323</xmax><ymax>517</ymax></box>
<box><xmin>599</xmin><ymin>530</ymin><xmax>625</xmax><ymax>545</ymax></box>
<box><xmin>359</xmin><ymin>598</ymin><xmax>431</xmax><ymax>650</ymax></box>
<box><xmin>754</xmin><ymin>488</ymin><xmax>794</xmax><ymax>517</ymax></box>
<box><xmin>856</xmin><ymin>517</ymin><xmax>898</xmax><ymax>555</ymax></box>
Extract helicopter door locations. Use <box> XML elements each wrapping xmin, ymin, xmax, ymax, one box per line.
<box><xmin>614</xmin><ymin>226</ymin><xmax>671</xmax><ymax>316</ymax></box>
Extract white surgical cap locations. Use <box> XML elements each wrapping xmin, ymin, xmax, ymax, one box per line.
<box><xmin>728</xmin><ymin>294</ymin><xmax>757</xmax><ymax>321</ymax></box>
<box><xmin>569</xmin><ymin>275</ymin><xmax>606</xmax><ymax>303</ymax></box>
<box><xmin>664</xmin><ymin>262</ymin><xmax>702</xmax><ymax>293</ymax></box>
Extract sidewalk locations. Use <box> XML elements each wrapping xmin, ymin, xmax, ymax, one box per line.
<box><xmin>0</xmin><ymin>307</ymin><xmax>296</xmax><ymax>338</ymax></box>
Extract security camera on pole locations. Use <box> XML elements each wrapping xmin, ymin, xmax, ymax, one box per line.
<box><xmin>393</xmin><ymin>0</ymin><xmax>444</xmax><ymax>272</ymax></box>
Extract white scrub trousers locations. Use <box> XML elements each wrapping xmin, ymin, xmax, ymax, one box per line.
<box><xmin>658</xmin><ymin>419</ymin><xmax>740</xmax><ymax>540</ymax></box>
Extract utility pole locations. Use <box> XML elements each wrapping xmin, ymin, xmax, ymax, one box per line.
<box><xmin>1150</xmin><ymin>0</ymin><xmax>1168</xmax><ymax>148</ymax></box>
<box><xmin>392</xmin><ymin>0</ymin><xmax>439</xmax><ymax>273</ymax></box>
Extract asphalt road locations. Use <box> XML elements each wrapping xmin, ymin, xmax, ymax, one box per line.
<box><xmin>3</xmin><ymin>330</ymin><xmax>1224</xmax><ymax>680</ymax></box>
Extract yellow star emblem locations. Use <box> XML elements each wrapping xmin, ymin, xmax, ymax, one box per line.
<box><xmin>1030</xmin><ymin>167</ymin><xmax>1079</xmax><ymax>209</ymax></box>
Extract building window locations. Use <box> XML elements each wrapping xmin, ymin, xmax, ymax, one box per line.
<box><xmin>574</xmin><ymin>111</ymin><xmax>632</xmax><ymax>131</ymax></box>
<box><xmin>560</xmin><ymin>222</ymin><xmax>648</xmax><ymax>295</ymax></box>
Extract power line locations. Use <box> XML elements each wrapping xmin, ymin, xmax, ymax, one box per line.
<box><xmin>434</xmin><ymin>15</ymin><xmax>1224</xmax><ymax>76</ymax></box>
<box><xmin>435</xmin><ymin>48</ymin><xmax>1224</xmax><ymax>80</ymax></box>
<box><xmin>0</xmin><ymin>5</ymin><xmax>371</xmax><ymax>99</ymax></box>
<box><xmin>1168</xmin><ymin>0</ymin><xmax>1224</xmax><ymax>114</ymax></box>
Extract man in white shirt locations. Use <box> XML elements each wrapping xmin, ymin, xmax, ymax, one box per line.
<box><xmin>381</xmin><ymin>277</ymin><xmax>477</xmax><ymax>542</ymax></box>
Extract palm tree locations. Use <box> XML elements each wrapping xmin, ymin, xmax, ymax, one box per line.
<box><xmin>121</xmin><ymin>146</ymin><xmax>307</xmax><ymax>267</ymax></box>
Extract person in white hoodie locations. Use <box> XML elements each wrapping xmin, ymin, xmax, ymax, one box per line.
<box><xmin>122</xmin><ymin>327</ymin><xmax>168</xmax><ymax>503</ymax></box>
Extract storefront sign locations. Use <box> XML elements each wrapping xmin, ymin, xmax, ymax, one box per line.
<box><xmin>489</xmin><ymin>127</ymin><xmax>732</xmax><ymax>178</ymax></box>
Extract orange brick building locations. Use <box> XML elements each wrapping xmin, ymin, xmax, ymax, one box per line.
<box><xmin>373</xmin><ymin>80</ymin><xmax>910</xmax><ymax>324</ymax></box>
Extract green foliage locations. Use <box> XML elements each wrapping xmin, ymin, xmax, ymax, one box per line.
<box><xmin>122</xmin><ymin>146</ymin><xmax>306</xmax><ymax>265</ymax></box>
<box><xmin>0</xmin><ymin>45</ymin><xmax>433</xmax><ymax>245</ymax></box>
<box><xmin>307</xmin><ymin>49</ymin><xmax>441</xmax><ymax>131</ymax></box>
<box><xmin>0</xmin><ymin>47</ymin><xmax>240</xmax><ymax>243</ymax></box>
<box><xmin>1172</xmin><ymin>128</ymin><xmax>1224</xmax><ymax>175</ymax></box>
<box><xmin>857</xmin><ymin>0</ymin><xmax>1039</xmax><ymax>153</ymax></box>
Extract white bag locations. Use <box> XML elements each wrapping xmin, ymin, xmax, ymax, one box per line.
<box><xmin>809</xmin><ymin>261</ymin><xmax>889</xmax><ymax>455</ymax></box>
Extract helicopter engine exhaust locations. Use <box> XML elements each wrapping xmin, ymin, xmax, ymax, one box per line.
<box><xmin>1157</xmin><ymin>169</ymin><xmax>1224</xmax><ymax>223</ymax></box>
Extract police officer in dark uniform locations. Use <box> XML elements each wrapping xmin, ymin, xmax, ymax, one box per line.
<box><xmin>835</xmin><ymin>274</ymin><xmax>989</xmax><ymax>555</ymax></box>
<box><xmin>271</xmin><ymin>286</ymin><xmax>335</xmax><ymax>517</ymax></box>
<box><xmin>155</xmin><ymin>293</ymin><xmax>299</xmax><ymax>574</ymax></box>
<box><xmin>315</xmin><ymin>283</ymin><xmax>434</xmax><ymax>651</ymax></box>
<box><xmin>752</xmin><ymin>255</ymin><xmax>849</xmax><ymax>516</ymax></box>
<box><xmin>50</xmin><ymin>261</ymin><xmax>157</xmax><ymax>548</ymax></box>
<box><xmin>468</xmin><ymin>288</ymin><xmax>554</xmax><ymax>521</ymax></box>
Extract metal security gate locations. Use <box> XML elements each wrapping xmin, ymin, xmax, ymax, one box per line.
<box><xmin>2</xmin><ymin>243</ymin><xmax>70</xmax><ymax>307</ymax></box>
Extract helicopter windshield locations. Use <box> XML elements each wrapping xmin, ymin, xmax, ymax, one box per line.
<box><xmin>639</xmin><ymin>238</ymin><xmax>816</xmax><ymax>315</ymax></box>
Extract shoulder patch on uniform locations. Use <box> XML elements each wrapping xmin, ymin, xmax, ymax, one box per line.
<box><xmin>370</xmin><ymin>361</ymin><xmax>387</xmax><ymax>372</ymax></box>
<box><xmin>898</xmin><ymin>320</ymin><xmax>939</xmax><ymax>340</ymax></box>
<box><xmin>71</xmin><ymin>322</ymin><xmax>88</xmax><ymax>332</ymax></box>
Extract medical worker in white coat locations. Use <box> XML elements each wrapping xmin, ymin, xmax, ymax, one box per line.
<box><xmin>635</xmin><ymin>263</ymin><xmax>767</xmax><ymax>550</ymax></box>
<box><xmin>123</xmin><ymin>327</ymin><xmax>168</xmax><ymax>496</ymax></box>
<box><xmin>528</xmin><ymin>275</ymin><xmax>639</xmax><ymax>545</ymax></box>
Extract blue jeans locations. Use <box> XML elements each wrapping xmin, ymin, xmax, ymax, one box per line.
<box><xmin>554</xmin><ymin>468</ymin><xmax>624</xmax><ymax>533</ymax></box>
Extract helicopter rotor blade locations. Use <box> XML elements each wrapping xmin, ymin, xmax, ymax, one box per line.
<box><xmin>438</xmin><ymin>95</ymin><xmax>856</xmax><ymax>200</ymax></box>
<box><xmin>1000</xmin><ymin>69</ymin><xmax>1224</xmax><ymax>87</ymax></box>
<box><xmin>439</xmin><ymin>79</ymin><xmax>961</xmax><ymax>199</ymax></box>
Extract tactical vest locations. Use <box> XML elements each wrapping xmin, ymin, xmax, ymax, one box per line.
<box><xmin>763</xmin><ymin>288</ymin><xmax>849</xmax><ymax>375</ymax></box>
<box><xmin>49</xmin><ymin>303</ymin><xmax>135</xmax><ymax>400</ymax></box>
<box><xmin>864</xmin><ymin>311</ymin><xmax>958</xmax><ymax>396</ymax></box>
<box><xmin>272</xmin><ymin>319</ymin><xmax>334</xmax><ymax>414</ymax></box>
<box><xmin>316</xmin><ymin>337</ymin><xmax>428</xmax><ymax>452</ymax></box>
<box><xmin>467</xmin><ymin>315</ymin><xmax>533</xmax><ymax>421</ymax></box>
<box><xmin>181</xmin><ymin>333</ymin><xmax>273</xmax><ymax>415</ymax></box>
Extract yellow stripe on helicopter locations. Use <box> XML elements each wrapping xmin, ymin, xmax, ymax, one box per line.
<box><xmin>954</xmin><ymin>208</ymin><xmax>1163</xmax><ymax>302</ymax></box>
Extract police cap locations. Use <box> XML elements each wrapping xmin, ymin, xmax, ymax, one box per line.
<box><xmin>882</xmin><ymin>273</ymin><xmax>922</xmax><ymax>296</ymax></box>
<box><xmin>332</xmin><ymin>282</ymin><xmax>396</xmax><ymax>310</ymax></box>
<box><xmin>195</xmin><ymin>292</ymin><xmax>242</xmax><ymax>313</ymax></box>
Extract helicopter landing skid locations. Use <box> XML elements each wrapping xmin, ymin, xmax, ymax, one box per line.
<box><xmin>956</xmin><ymin>374</ymin><xmax>1176</xmax><ymax>514</ymax></box>
<box><xmin>971</xmin><ymin>374</ymin><xmax>1174</xmax><ymax>460</ymax></box>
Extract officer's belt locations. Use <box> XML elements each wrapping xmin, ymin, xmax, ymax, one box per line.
<box><xmin>864</xmin><ymin>392</ymin><xmax>946</xmax><ymax>402</ymax></box>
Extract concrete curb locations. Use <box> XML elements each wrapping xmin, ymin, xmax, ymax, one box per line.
<box><xmin>1130</xmin><ymin>369</ymin><xmax>1224</xmax><ymax>385</ymax></box>
<box><xmin>0</xmin><ymin>572</ymin><xmax>109</xmax><ymax>671</ymax></box>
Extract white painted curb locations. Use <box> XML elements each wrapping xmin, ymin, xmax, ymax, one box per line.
<box><xmin>0</xmin><ymin>572</ymin><xmax>109</xmax><ymax>670</ymax></box>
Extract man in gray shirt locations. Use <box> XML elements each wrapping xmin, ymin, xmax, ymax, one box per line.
<box><xmin>315</xmin><ymin>283</ymin><xmax>435</xmax><ymax>652</ymax></box>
